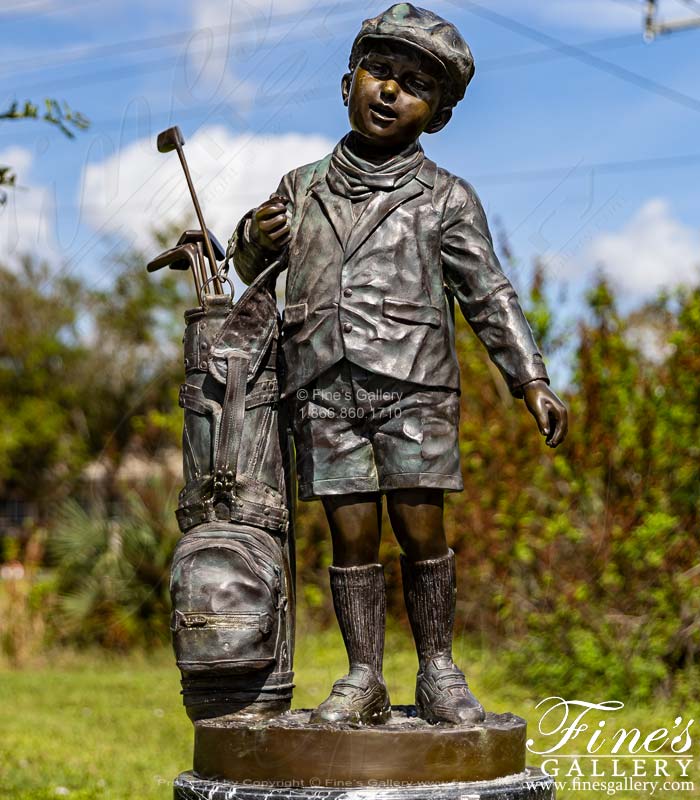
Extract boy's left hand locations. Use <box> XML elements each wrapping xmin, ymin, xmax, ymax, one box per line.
<box><xmin>522</xmin><ymin>380</ymin><xmax>568</xmax><ymax>448</ymax></box>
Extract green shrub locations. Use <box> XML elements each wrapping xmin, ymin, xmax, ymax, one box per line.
<box><xmin>49</xmin><ymin>482</ymin><xmax>179</xmax><ymax>650</ymax></box>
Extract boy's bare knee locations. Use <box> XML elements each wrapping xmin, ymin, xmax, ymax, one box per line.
<box><xmin>322</xmin><ymin>493</ymin><xmax>382</xmax><ymax>566</ymax></box>
<box><xmin>386</xmin><ymin>488</ymin><xmax>448</xmax><ymax>561</ymax></box>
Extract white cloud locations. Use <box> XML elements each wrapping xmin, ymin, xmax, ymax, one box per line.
<box><xmin>80</xmin><ymin>124</ymin><xmax>333</xmax><ymax>256</ymax></box>
<box><xmin>186</xmin><ymin>0</ymin><xmax>318</xmax><ymax>110</ymax></box>
<box><xmin>187</xmin><ymin>0</ymin><xmax>255</xmax><ymax>108</ymax></box>
<box><xmin>0</xmin><ymin>145</ymin><xmax>59</xmax><ymax>267</ymax></box>
<box><xmin>584</xmin><ymin>198</ymin><xmax>700</xmax><ymax>295</ymax></box>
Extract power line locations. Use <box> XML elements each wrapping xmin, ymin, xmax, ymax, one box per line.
<box><xmin>469</xmin><ymin>152</ymin><xmax>700</xmax><ymax>184</ymax></box>
<box><xmin>0</xmin><ymin>29</ymin><xmax>680</xmax><ymax>145</ymax></box>
<box><xmin>606</xmin><ymin>0</ymin><xmax>646</xmax><ymax>8</ymax></box>
<box><xmin>480</xmin><ymin>32</ymin><xmax>642</xmax><ymax>70</ymax></box>
<box><xmin>0</xmin><ymin>0</ymin><xmax>53</xmax><ymax>12</ymax></box>
<box><xmin>5</xmin><ymin>54</ymin><xmax>180</xmax><ymax>96</ymax></box>
<box><xmin>0</xmin><ymin>1</ymin><xmax>360</xmax><ymax>78</ymax></box>
<box><xmin>1</xmin><ymin>9</ymin><xmax>358</xmax><ymax>97</ymax></box>
<box><xmin>0</xmin><ymin>28</ymin><xmax>649</xmax><ymax>115</ymax></box>
<box><xmin>678</xmin><ymin>0</ymin><xmax>700</xmax><ymax>13</ymax></box>
<box><xmin>33</xmin><ymin>151</ymin><xmax>700</xmax><ymax>214</ymax></box>
<box><xmin>445</xmin><ymin>0</ymin><xmax>700</xmax><ymax>114</ymax></box>
<box><xmin>646</xmin><ymin>0</ymin><xmax>700</xmax><ymax>36</ymax></box>
<box><xmin>0</xmin><ymin>0</ymin><xmax>99</xmax><ymax>24</ymax></box>
<box><xmin>45</xmin><ymin>0</ymin><xmax>351</xmax><ymax>287</ymax></box>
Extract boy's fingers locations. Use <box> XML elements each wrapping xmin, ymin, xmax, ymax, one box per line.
<box><xmin>258</xmin><ymin>216</ymin><xmax>288</xmax><ymax>232</ymax></box>
<box><xmin>549</xmin><ymin>407</ymin><xmax>569</xmax><ymax>447</ymax></box>
<box><xmin>269</xmin><ymin>226</ymin><xmax>291</xmax><ymax>242</ymax></box>
<box><xmin>257</xmin><ymin>202</ymin><xmax>287</xmax><ymax>218</ymax></box>
<box><xmin>536</xmin><ymin>404</ymin><xmax>549</xmax><ymax>437</ymax></box>
<box><xmin>545</xmin><ymin>409</ymin><xmax>567</xmax><ymax>448</ymax></box>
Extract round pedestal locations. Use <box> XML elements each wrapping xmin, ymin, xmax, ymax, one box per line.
<box><xmin>192</xmin><ymin>706</ymin><xmax>528</xmax><ymax>785</ymax></box>
<box><xmin>174</xmin><ymin>767</ymin><xmax>555</xmax><ymax>799</ymax></box>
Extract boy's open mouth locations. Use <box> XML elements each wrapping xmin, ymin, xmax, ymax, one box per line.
<box><xmin>369</xmin><ymin>103</ymin><xmax>399</xmax><ymax>122</ymax></box>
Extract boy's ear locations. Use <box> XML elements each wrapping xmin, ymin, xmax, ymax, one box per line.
<box><xmin>424</xmin><ymin>107</ymin><xmax>452</xmax><ymax>134</ymax></box>
<box><xmin>341</xmin><ymin>72</ymin><xmax>352</xmax><ymax>107</ymax></box>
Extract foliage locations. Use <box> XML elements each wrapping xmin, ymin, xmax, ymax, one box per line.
<box><xmin>49</xmin><ymin>482</ymin><xmax>181</xmax><ymax>650</ymax></box>
<box><xmin>0</xmin><ymin>98</ymin><xmax>89</xmax><ymax>203</ymax></box>
<box><xmin>0</xmin><ymin>99</ymin><xmax>90</xmax><ymax>139</ymax></box>
<box><xmin>0</xmin><ymin>529</ymin><xmax>53</xmax><ymax>666</ymax></box>
<box><xmin>1</xmin><ymin>239</ymin><xmax>699</xmax><ymax>702</ymax></box>
<box><xmin>0</xmin><ymin>254</ymin><xmax>186</xmax><ymax>517</ymax></box>
<box><xmin>442</xmin><ymin>275</ymin><xmax>700</xmax><ymax>702</ymax></box>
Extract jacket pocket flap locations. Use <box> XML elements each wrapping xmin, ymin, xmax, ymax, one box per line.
<box><xmin>382</xmin><ymin>297</ymin><xmax>441</xmax><ymax>327</ymax></box>
<box><xmin>282</xmin><ymin>302</ymin><xmax>307</xmax><ymax>328</ymax></box>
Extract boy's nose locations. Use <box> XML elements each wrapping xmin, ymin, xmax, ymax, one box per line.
<box><xmin>379</xmin><ymin>80</ymin><xmax>399</xmax><ymax>102</ymax></box>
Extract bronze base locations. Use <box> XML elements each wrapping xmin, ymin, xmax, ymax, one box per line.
<box><xmin>174</xmin><ymin>767</ymin><xmax>555</xmax><ymax>798</ymax></box>
<box><xmin>192</xmin><ymin>706</ymin><xmax>528</xmax><ymax>785</ymax></box>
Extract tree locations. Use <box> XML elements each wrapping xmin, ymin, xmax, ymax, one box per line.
<box><xmin>0</xmin><ymin>232</ymin><xmax>187</xmax><ymax>520</ymax></box>
<box><xmin>0</xmin><ymin>99</ymin><xmax>89</xmax><ymax>203</ymax></box>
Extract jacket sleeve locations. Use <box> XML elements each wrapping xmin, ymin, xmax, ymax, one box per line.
<box><xmin>441</xmin><ymin>177</ymin><xmax>549</xmax><ymax>398</ymax></box>
<box><xmin>230</xmin><ymin>170</ymin><xmax>295</xmax><ymax>286</ymax></box>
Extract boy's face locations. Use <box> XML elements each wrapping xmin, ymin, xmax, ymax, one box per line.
<box><xmin>344</xmin><ymin>42</ymin><xmax>446</xmax><ymax>150</ymax></box>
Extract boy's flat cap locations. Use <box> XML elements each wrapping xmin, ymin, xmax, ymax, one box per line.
<box><xmin>350</xmin><ymin>3</ymin><xmax>475</xmax><ymax>106</ymax></box>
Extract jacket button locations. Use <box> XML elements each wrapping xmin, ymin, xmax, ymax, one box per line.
<box><xmin>343</xmin><ymin>288</ymin><xmax>353</xmax><ymax>298</ymax></box>
<box><xmin>343</xmin><ymin>323</ymin><xmax>353</xmax><ymax>333</ymax></box>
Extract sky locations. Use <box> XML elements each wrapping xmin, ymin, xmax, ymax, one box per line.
<box><xmin>1</xmin><ymin>0</ymin><xmax>699</xmax><ymax>318</ymax></box>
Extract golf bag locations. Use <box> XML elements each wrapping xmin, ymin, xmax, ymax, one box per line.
<box><xmin>169</xmin><ymin>259</ymin><xmax>295</xmax><ymax>722</ymax></box>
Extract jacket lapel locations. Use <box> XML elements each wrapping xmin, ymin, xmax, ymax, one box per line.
<box><xmin>310</xmin><ymin>176</ymin><xmax>354</xmax><ymax>250</ymax></box>
<box><xmin>344</xmin><ymin>158</ymin><xmax>436</xmax><ymax>260</ymax></box>
<box><xmin>306</xmin><ymin>157</ymin><xmax>437</xmax><ymax>258</ymax></box>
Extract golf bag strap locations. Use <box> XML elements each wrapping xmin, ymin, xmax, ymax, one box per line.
<box><xmin>248</xmin><ymin>254</ymin><xmax>287</xmax><ymax>294</ymax></box>
<box><xmin>213</xmin><ymin>349</ymin><xmax>250</xmax><ymax>494</ymax></box>
<box><xmin>179</xmin><ymin>383</ymin><xmax>219</xmax><ymax>417</ymax></box>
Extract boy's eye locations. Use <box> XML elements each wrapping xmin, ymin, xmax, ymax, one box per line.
<box><xmin>408</xmin><ymin>75</ymin><xmax>431</xmax><ymax>92</ymax></box>
<box><xmin>366</xmin><ymin>61</ymin><xmax>391</xmax><ymax>78</ymax></box>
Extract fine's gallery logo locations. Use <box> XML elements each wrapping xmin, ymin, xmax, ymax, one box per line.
<box><xmin>528</xmin><ymin>697</ymin><xmax>695</xmax><ymax>796</ymax></box>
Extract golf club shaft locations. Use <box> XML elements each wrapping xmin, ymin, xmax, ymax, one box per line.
<box><xmin>174</xmin><ymin>148</ymin><xmax>223</xmax><ymax>294</ymax></box>
<box><xmin>195</xmin><ymin>242</ymin><xmax>209</xmax><ymax>298</ymax></box>
<box><xmin>190</xmin><ymin>256</ymin><xmax>203</xmax><ymax>306</ymax></box>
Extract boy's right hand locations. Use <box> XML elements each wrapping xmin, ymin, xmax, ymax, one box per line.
<box><xmin>251</xmin><ymin>194</ymin><xmax>291</xmax><ymax>252</ymax></box>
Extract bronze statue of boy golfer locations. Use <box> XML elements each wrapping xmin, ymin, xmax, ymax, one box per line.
<box><xmin>230</xmin><ymin>3</ymin><xmax>568</xmax><ymax>727</ymax></box>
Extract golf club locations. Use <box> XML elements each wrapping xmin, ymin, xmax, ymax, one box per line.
<box><xmin>147</xmin><ymin>242</ymin><xmax>203</xmax><ymax>305</ymax></box>
<box><xmin>157</xmin><ymin>126</ymin><xmax>224</xmax><ymax>295</ymax></box>
<box><xmin>177</xmin><ymin>229</ymin><xmax>225</xmax><ymax>297</ymax></box>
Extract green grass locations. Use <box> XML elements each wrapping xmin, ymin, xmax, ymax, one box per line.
<box><xmin>2</xmin><ymin>626</ymin><xmax>698</xmax><ymax>799</ymax></box>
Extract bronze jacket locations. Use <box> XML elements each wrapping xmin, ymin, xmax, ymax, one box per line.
<box><xmin>231</xmin><ymin>153</ymin><xmax>549</xmax><ymax>399</ymax></box>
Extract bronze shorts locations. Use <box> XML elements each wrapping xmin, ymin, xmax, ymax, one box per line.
<box><xmin>291</xmin><ymin>360</ymin><xmax>463</xmax><ymax>500</ymax></box>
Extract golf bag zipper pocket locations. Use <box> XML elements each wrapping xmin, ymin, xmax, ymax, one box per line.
<box><xmin>170</xmin><ymin>530</ymin><xmax>286</xmax><ymax>675</ymax></box>
<box><xmin>174</xmin><ymin>611</ymin><xmax>274</xmax><ymax>635</ymax></box>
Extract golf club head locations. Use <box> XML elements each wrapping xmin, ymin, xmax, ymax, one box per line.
<box><xmin>157</xmin><ymin>126</ymin><xmax>185</xmax><ymax>154</ymax></box>
<box><xmin>147</xmin><ymin>243</ymin><xmax>199</xmax><ymax>273</ymax></box>
<box><xmin>177</xmin><ymin>229</ymin><xmax>225</xmax><ymax>261</ymax></box>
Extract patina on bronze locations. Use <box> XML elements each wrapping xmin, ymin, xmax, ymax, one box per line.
<box><xmin>230</xmin><ymin>1</ymin><xmax>568</xmax><ymax>729</ymax></box>
<box><xmin>148</xmin><ymin>132</ymin><xmax>296</xmax><ymax>722</ymax></box>
<box><xmin>170</xmin><ymin>273</ymin><xmax>296</xmax><ymax>721</ymax></box>
<box><xmin>193</xmin><ymin>709</ymin><xmax>526</xmax><ymax>786</ymax></box>
<box><xmin>155</xmin><ymin>4</ymin><xmax>563</xmax><ymax>797</ymax></box>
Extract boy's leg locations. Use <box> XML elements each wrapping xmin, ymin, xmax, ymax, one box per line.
<box><xmin>388</xmin><ymin>488</ymin><xmax>485</xmax><ymax>725</ymax></box>
<box><xmin>310</xmin><ymin>492</ymin><xmax>391</xmax><ymax>725</ymax></box>
<box><xmin>385</xmin><ymin>487</ymin><xmax>447</xmax><ymax>561</ymax></box>
<box><xmin>322</xmin><ymin>491</ymin><xmax>382</xmax><ymax>566</ymax></box>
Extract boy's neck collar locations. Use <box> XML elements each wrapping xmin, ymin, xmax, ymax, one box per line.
<box><xmin>345</xmin><ymin>131</ymin><xmax>421</xmax><ymax>165</ymax></box>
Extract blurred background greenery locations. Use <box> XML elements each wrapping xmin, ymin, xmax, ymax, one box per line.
<box><xmin>1</xmin><ymin>238</ymin><xmax>699</xmax><ymax>798</ymax></box>
<box><xmin>2</xmin><ymin>240</ymin><xmax>698</xmax><ymax>698</ymax></box>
